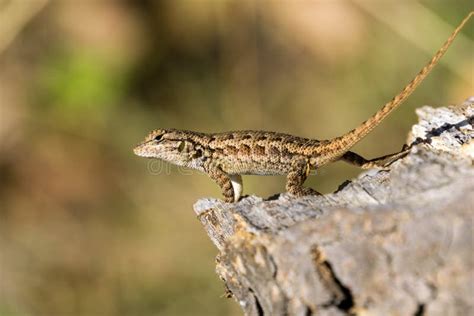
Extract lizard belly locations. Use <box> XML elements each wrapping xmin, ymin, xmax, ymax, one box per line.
<box><xmin>221</xmin><ymin>158</ymin><xmax>291</xmax><ymax>175</ymax></box>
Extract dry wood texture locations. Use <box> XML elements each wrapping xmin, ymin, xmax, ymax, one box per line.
<box><xmin>194</xmin><ymin>99</ymin><xmax>473</xmax><ymax>316</ymax></box>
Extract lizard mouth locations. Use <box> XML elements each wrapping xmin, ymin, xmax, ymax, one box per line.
<box><xmin>133</xmin><ymin>142</ymin><xmax>151</xmax><ymax>157</ymax></box>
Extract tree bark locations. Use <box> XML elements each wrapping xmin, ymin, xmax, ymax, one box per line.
<box><xmin>194</xmin><ymin>99</ymin><xmax>474</xmax><ymax>316</ymax></box>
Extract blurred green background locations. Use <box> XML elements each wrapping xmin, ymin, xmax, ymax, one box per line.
<box><xmin>0</xmin><ymin>1</ymin><xmax>472</xmax><ymax>315</ymax></box>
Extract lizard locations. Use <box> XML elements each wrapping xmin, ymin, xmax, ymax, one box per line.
<box><xmin>134</xmin><ymin>12</ymin><xmax>472</xmax><ymax>203</ymax></box>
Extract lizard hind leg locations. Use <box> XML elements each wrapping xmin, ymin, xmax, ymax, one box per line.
<box><xmin>286</xmin><ymin>158</ymin><xmax>321</xmax><ymax>197</ymax></box>
<box><xmin>341</xmin><ymin>148</ymin><xmax>410</xmax><ymax>170</ymax></box>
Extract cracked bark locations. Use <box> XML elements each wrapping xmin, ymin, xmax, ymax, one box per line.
<box><xmin>194</xmin><ymin>100</ymin><xmax>474</xmax><ymax>316</ymax></box>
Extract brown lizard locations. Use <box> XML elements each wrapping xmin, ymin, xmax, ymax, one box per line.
<box><xmin>134</xmin><ymin>12</ymin><xmax>472</xmax><ymax>203</ymax></box>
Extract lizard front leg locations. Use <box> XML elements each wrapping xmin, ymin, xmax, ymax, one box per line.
<box><xmin>206</xmin><ymin>163</ymin><xmax>238</xmax><ymax>203</ymax></box>
<box><xmin>286</xmin><ymin>158</ymin><xmax>321</xmax><ymax>197</ymax></box>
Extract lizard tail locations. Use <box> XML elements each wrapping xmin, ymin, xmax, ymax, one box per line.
<box><xmin>318</xmin><ymin>11</ymin><xmax>472</xmax><ymax>163</ymax></box>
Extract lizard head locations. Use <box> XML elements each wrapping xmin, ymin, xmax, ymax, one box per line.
<box><xmin>133</xmin><ymin>129</ymin><xmax>205</xmax><ymax>169</ymax></box>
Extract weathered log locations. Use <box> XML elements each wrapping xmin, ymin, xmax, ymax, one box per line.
<box><xmin>194</xmin><ymin>99</ymin><xmax>474</xmax><ymax>316</ymax></box>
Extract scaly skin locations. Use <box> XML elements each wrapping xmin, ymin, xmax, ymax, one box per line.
<box><xmin>134</xmin><ymin>12</ymin><xmax>472</xmax><ymax>203</ymax></box>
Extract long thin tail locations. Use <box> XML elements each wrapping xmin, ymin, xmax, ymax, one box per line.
<box><xmin>318</xmin><ymin>11</ymin><xmax>472</xmax><ymax>162</ymax></box>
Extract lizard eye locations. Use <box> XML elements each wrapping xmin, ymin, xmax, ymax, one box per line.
<box><xmin>154</xmin><ymin>134</ymin><xmax>164</xmax><ymax>142</ymax></box>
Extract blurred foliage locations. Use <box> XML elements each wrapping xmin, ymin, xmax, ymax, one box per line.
<box><xmin>0</xmin><ymin>1</ymin><xmax>471</xmax><ymax>315</ymax></box>
<box><xmin>38</xmin><ymin>51</ymin><xmax>124</xmax><ymax>115</ymax></box>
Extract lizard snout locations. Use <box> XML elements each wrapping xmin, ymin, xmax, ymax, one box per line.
<box><xmin>133</xmin><ymin>142</ymin><xmax>148</xmax><ymax>157</ymax></box>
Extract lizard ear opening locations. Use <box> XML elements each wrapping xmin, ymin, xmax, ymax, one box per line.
<box><xmin>178</xmin><ymin>141</ymin><xmax>186</xmax><ymax>152</ymax></box>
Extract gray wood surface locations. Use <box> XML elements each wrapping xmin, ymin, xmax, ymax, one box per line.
<box><xmin>194</xmin><ymin>99</ymin><xmax>474</xmax><ymax>316</ymax></box>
